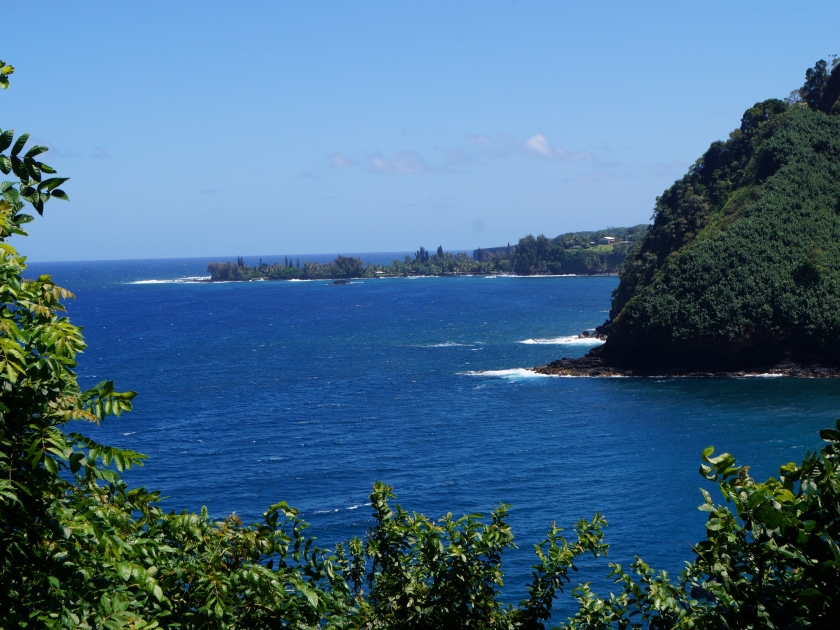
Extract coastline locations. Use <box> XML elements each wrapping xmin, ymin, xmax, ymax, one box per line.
<box><xmin>177</xmin><ymin>272</ymin><xmax>620</xmax><ymax>283</ymax></box>
<box><xmin>533</xmin><ymin>354</ymin><xmax>840</xmax><ymax>378</ymax></box>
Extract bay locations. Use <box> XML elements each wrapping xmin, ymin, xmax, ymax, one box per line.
<box><xmin>29</xmin><ymin>258</ymin><xmax>840</xmax><ymax>615</ymax></box>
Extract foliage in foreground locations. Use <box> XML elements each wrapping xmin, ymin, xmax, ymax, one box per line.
<box><xmin>2</xmin><ymin>58</ymin><xmax>840</xmax><ymax>629</ymax></box>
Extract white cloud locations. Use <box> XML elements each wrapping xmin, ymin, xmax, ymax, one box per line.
<box><xmin>327</xmin><ymin>131</ymin><xmax>595</xmax><ymax>177</ymax></box>
<box><xmin>455</xmin><ymin>132</ymin><xmax>594</xmax><ymax>164</ymax></box>
<box><xmin>524</xmin><ymin>133</ymin><xmax>554</xmax><ymax>157</ymax></box>
<box><xmin>524</xmin><ymin>133</ymin><xmax>593</xmax><ymax>162</ymax></box>
<box><xmin>329</xmin><ymin>153</ymin><xmax>356</xmax><ymax>168</ymax></box>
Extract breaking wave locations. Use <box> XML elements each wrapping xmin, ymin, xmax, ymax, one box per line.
<box><xmin>127</xmin><ymin>276</ymin><xmax>210</xmax><ymax>284</ymax></box>
<box><xmin>519</xmin><ymin>335</ymin><xmax>604</xmax><ymax>346</ymax></box>
<box><xmin>461</xmin><ymin>368</ymin><xmax>552</xmax><ymax>379</ymax></box>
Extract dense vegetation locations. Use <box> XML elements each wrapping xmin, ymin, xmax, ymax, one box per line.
<box><xmin>206</xmin><ymin>226</ymin><xmax>647</xmax><ymax>281</ymax></box>
<box><xmin>4</xmin><ymin>60</ymin><xmax>840</xmax><ymax>628</ymax></box>
<box><xmin>501</xmin><ymin>226</ymin><xmax>646</xmax><ymax>276</ymax></box>
<box><xmin>601</xmin><ymin>58</ymin><xmax>840</xmax><ymax>370</ymax></box>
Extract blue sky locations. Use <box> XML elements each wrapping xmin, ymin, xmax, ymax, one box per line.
<box><xmin>4</xmin><ymin>1</ymin><xmax>839</xmax><ymax>261</ymax></box>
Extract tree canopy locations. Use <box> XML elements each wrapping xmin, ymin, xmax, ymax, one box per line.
<box><xmin>205</xmin><ymin>226</ymin><xmax>648</xmax><ymax>282</ymax></box>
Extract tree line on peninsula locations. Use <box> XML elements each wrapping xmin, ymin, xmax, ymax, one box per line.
<box><xmin>3</xmin><ymin>58</ymin><xmax>840</xmax><ymax>628</ymax></box>
<box><xmin>206</xmin><ymin>225</ymin><xmax>648</xmax><ymax>281</ymax></box>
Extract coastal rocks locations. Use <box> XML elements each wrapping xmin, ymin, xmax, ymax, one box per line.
<box><xmin>533</xmin><ymin>355</ymin><xmax>626</xmax><ymax>377</ymax></box>
<box><xmin>533</xmin><ymin>354</ymin><xmax>840</xmax><ymax>378</ymax></box>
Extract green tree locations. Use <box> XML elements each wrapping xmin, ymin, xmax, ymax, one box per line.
<box><xmin>561</xmin><ymin>422</ymin><xmax>840</xmax><ymax>630</ymax></box>
<box><xmin>801</xmin><ymin>59</ymin><xmax>830</xmax><ymax>110</ymax></box>
<box><xmin>0</xmin><ymin>59</ymin><xmax>349</xmax><ymax>629</ymax></box>
<box><xmin>740</xmin><ymin>98</ymin><xmax>787</xmax><ymax>135</ymax></box>
<box><xmin>333</xmin><ymin>255</ymin><xmax>364</xmax><ymax>278</ymax></box>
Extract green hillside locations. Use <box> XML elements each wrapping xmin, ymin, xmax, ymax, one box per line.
<box><xmin>599</xmin><ymin>59</ymin><xmax>840</xmax><ymax>370</ymax></box>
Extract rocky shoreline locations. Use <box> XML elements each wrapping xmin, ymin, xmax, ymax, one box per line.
<box><xmin>533</xmin><ymin>354</ymin><xmax>840</xmax><ymax>378</ymax></box>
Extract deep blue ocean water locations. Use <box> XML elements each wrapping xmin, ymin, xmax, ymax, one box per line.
<box><xmin>27</xmin><ymin>257</ymin><xmax>840</xmax><ymax>617</ymax></box>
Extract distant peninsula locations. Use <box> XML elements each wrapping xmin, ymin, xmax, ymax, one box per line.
<box><xmin>538</xmin><ymin>58</ymin><xmax>840</xmax><ymax>377</ymax></box>
<box><xmin>206</xmin><ymin>225</ymin><xmax>648</xmax><ymax>281</ymax></box>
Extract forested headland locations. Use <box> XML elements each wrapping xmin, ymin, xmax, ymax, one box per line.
<box><xmin>206</xmin><ymin>225</ymin><xmax>648</xmax><ymax>281</ymax></box>
<box><xmin>540</xmin><ymin>57</ymin><xmax>840</xmax><ymax>376</ymax></box>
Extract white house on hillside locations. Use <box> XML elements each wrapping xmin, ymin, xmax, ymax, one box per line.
<box><xmin>598</xmin><ymin>236</ymin><xmax>616</xmax><ymax>245</ymax></box>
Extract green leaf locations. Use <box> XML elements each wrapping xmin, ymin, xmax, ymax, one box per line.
<box><xmin>0</xmin><ymin>129</ymin><xmax>13</xmax><ymax>152</ymax></box>
<box><xmin>69</xmin><ymin>452</ymin><xmax>84</xmax><ymax>474</ymax></box>
<box><xmin>24</xmin><ymin>145</ymin><xmax>48</xmax><ymax>159</ymax></box>
<box><xmin>797</xmin><ymin>588</ymin><xmax>822</xmax><ymax>601</ymax></box>
<box><xmin>0</xmin><ymin>480</ymin><xmax>20</xmax><ymax>505</ymax></box>
<box><xmin>11</xmin><ymin>156</ymin><xmax>27</xmax><ymax>180</ymax></box>
<box><xmin>774</xmin><ymin>488</ymin><xmax>796</xmax><ymax>503</ymax></box>
<box><xmin>37</xmin><ymin>177</ymin><xmax>69</xmax><ymax>192</ymax></box>
<box><xmin>117</xmin><ymin>562</ymin><xmax>132</xmax><ymax>581</ymax></box>
<box><xmin>754</xmin><ymin>503</ymin><xmax>783</xmax><ymax>529</ymax></box>
<box><xmin>24</xmin><ymin>157</ymin><xmax>42</xmax><ymax>182</ymax></box>
<box><xmin>11</xmin><ymin>133</ymin><xmax>29</xmax><ymax>157</ymax></box>
<box><xmin>43</xmin><ymin>456</ymin><xmax>59</xmax><ymax>475</ymax></box>
<box><xmin>819</xmin><ymin>428</ymin><xmax>840</xmax><ymax>443</ymax></box>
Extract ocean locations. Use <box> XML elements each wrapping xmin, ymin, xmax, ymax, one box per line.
<box><xmin>27</xmin><ymin>256</ymin><xmax>840</xmax><ymax>617</ymax></box>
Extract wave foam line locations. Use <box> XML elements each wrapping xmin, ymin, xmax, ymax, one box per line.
<box><xmin>494</xmin><ymin>274</ymin><xmax>577</xmax><ymax>278</ymax></box>
<box><xmin>310</xmin><ymin>502</ymin><xmax>372</xmax><ymax>515</ymax></box>
<box><xmin>461</xmin><ymin>368</ymin><xmax>551</xmax><ymax>379</ymax></box>
<box><xmin>519</xmin><ymin>335</ymin><xmax>605</xmax><ymax>346</ymax></box>
<box><xmin>128</xmin><ymin>276</ymin><xmax>211</xmax><ymax>284</ymax></box>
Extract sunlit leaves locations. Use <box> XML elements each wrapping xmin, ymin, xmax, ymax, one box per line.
<box><xmin>0</xmin><ymin>128</ymin><xmax>67</xmax><ymax>214</ymax></box>
<box><xmin>79</xmin><ymin>380</ymin><xmax>136</xmax><ymax>420</ymax></box>
<box><xmin>0</xmin><ymin>60</ymin><xmax>12</xmax><ymax>89</ymax></box>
